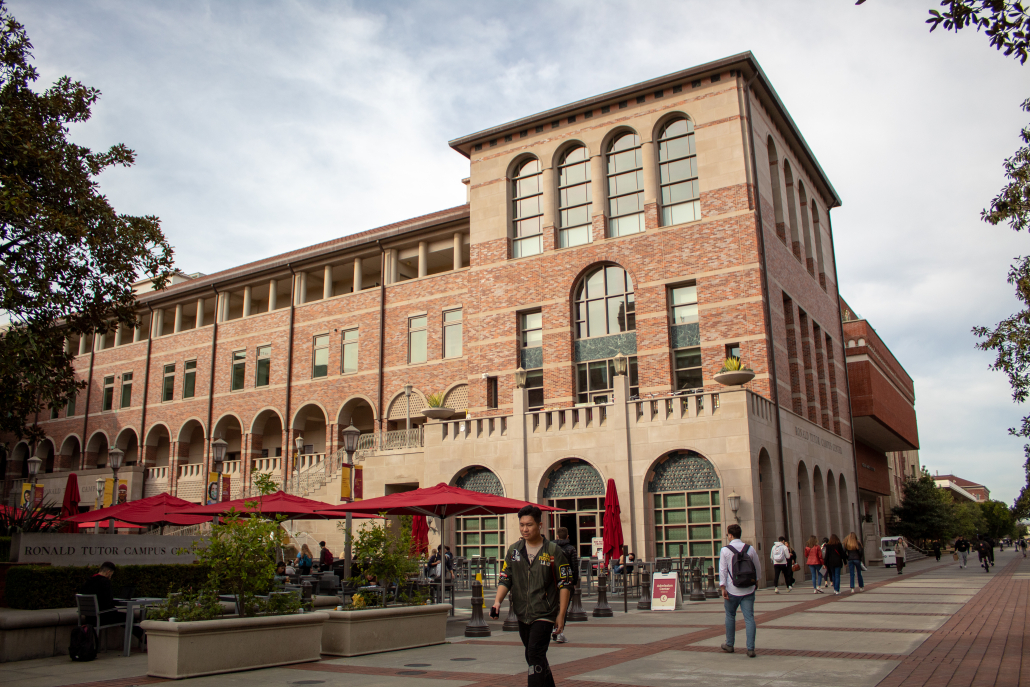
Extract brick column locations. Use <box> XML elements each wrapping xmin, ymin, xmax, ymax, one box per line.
<box><xmin>82</xmin><ymin>450</ymin><xmax>99</xmax><ymax>469</ymax></box>
<box><xmin>243</xmin><ymin>433</ymin><xmax>262</xmax><ymax>494</ymax></box>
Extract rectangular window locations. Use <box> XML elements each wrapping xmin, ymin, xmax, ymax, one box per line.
<box><xmin>486</xmin><ymin>376</ymin><xmax>498</xmax><ymax>409</ymax></box>
<box><xmin>443</xmin><ymin>309</ymin><xmax>463</xmax><ymax>358</ymax></box>
<box><xmin>162</xmin><ymin>364</ymin><xmax>175</xmax><ymax>402</ymax></box>
<box><xmin>527</xmin><ymin>369</ymin><xmax>544</xmax><ymax>408</ymax></box>
<box><xmin>50</xmin><ymin>405</ymin><xmax>59</xmax><ymax>420</ymax></box>
<box><xmin>183</xmin><ymin>360</ymin><xmax>196</xmax><ymax>399</ymax></box>
<box><xmin>670</xmin><ymin>285</ymin><xmax>698</xmax><ymax>324</ymax></box>
<box><xmin>231</xmin><ymin>350</ymin><xmax>246</xmax><ymax>391</ymax></box>
<box><xmin>67</xmin><ymin>391</ymin><xmax>76</xmax><ymax>417</ymax></box>
<box><xmin>102</xmin><ymin>375</ymin><xmax>114</xmax><ymax>411</ymax></box>
<box><xmin>312</xmin><ymin>335</ymin><xmax>329</xmax><ymax>378</ymax></box>
<box><xmin>408</xmin><ymin>316</ymin><xmax>428</xmax><ymax>364</ymax></box>
<box><xmin>725</xmin><ymin>343</ymin><xmax>740</xmax><ymax>360</ymax></box>
<box><xmin>255</xmin><ymin>345</ymin><xmax>271</xmax><ymax>386</ymax></box>
<box><xmin>121</xmin><ymin>372</ymin><xmax>133</xmax><ymax>408</ymax></box>
<box><xmin>576</xmin><ymin>357</ymin><xmax>638</xmax><ymax>404</ymax></box>
<box><xmin>674</xmin><ymin>347</ymin><xmax>703</xmax><ymax>391</ymax></box>
<box><xmin>341</xmin><ymin>329</ymin><xmax>359</xmax><ymax>374</ymax></box>
<box><xmin>521</xmin><ymin>311</ymin><xmax>542</xmax><ymax>348</ymax></box>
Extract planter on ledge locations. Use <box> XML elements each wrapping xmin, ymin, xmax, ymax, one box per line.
<box><xmin>421</xmin><ymin>407</ymin><xmax>455</xmax><ymax>420</ymax></box>
<box><xmin>140</xmin><ymin>612</ymin><xmax>328</xmax><ymax>679</ymax></box>
<box><xmin>321</xmin><ymin>603</ymin><xmax>449</xmax><ymax>657</ymax></box>
<box><xmin>713</xmin><ymin>370</ymin><xmax>755</xmax><ymax>386</ymax></box>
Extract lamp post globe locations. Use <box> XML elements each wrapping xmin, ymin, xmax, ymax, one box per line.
<box><xmin>726</xmin><ymin>490</ymin><xmax>741</xmax><ymax>523</ymax></box>
<box><xmin>612</xmin><ymin>353</ymin><xmax>628</xmax><ymax>377</ymax></box>
<box><xmin>211</xmin><ymin>437</ymin><xmax>228</xmax><ymax>466</ymax></box>
<box><xmin>514</xmin><ymin>366</ymin><xmax>528</xmax><ymax>389</ymax></box>
<box><xmin>26</xmin><ymin>455</ymin><xmax>42</xmax><ymax>479</ymax></box>
<box><xmin>341</xmin><ymin>424</ymin><xmax>360</xmax><ymax>457</ymax></box>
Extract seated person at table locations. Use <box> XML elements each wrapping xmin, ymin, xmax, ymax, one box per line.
<box><xmin>274</xmin><ymin>562</ymin><xmax>289</xmax><ymax>583</ymax></box>
<box><xmin>78</xmin><ymin>562</ymin><xmax>143</xmax><ymax>642</ymax></box>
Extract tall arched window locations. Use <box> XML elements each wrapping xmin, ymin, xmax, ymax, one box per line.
<box><xmin>798</xmin><ymin>181</ymin><xmax>815</xmax><ymax>276</ymax></box>
<box><xmin>558</xmin><ymin>146</ymin><xmax>592</xmax><ymax>248</ymax></box>
<box><xmin>512</xmin><ymin>158</ymin><xmax>543</xmax><ymax>258</ymax></box>
<box><xmin>768</xmin><ymin>138</ymin><xmax>787</xmax><ymax>245</ymax></box>
<box><xmin>811</xmin><ymin>200</ymin><xmax>827</xmax><ymax>287</ymax></box>
<box><xmin>606</xmin><ymin>132</ymin><xmax>644</xmax><ymax>237</ymax></box>
<box><xmin>574</xmin><ymin>265</ymin><xmax>638</xmax><ymax>403</ymax></box>
<box><xmin>658</xmin><ymin>118</ymin><xmax>700</xmax><ymax>225</ymax></box>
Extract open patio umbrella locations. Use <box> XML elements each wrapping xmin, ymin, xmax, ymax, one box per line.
<box><xmin>601</xmin><ymin>479</ymin><xmax>624</xmax><ymax>567</ymax></box>
<box><xmin>170</xmin><ymin>490</ymin><xmax>352</xmax><ymax>521</ymax></box>
<box><xmin>318</xmin><ymin>483</ymin><xmax>561</xmax><ymax>614</ymax></box>
<box><xmin>66</xmin><ymin>493</ymin><xmax>209</xmax><ymax>526</ymax></box>
<box><xmin>410</xmin><ymin>514</ymin><xmax>430</xmax><ymax>557</ymax></box>
<box><xmin>78</xmin><ymin>520</ymin><xmax>145</xmax><ymax>529</ymax></box>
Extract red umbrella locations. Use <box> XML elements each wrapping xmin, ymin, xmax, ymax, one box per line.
<box><xmin>318</xmin><ymin>483</ymin><xmax>562</xmax><ymax>518</ymax></box>
<box><xmin>60</xmin><ymin>473</ymin><xmax>80</xmax><ymax>532</ymax></box>
<box><xmin>170</xmin><ymin>490</ymin><xmax>350</xmax><ymax>520</ymax></box>
<box><xmin>601</xmin><ymin>479</ymin><xmax>624</xmax><ymax>566</ymax></box>
<box><xmin>410</xmin><ymin>514</ymin><xmax>430</xmax><ymax>556</ymax></box>
<box><xmin>78</xmin><ymin>520</ymin><xmax>145</xmax><ymax>529</ymax></box>
<box><xmin>66</xmin><ymin>493</ymin><xmax>209</xmax><ymax>526</ymax></box>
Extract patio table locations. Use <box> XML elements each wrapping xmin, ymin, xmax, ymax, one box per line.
<box><xmin>115</xmin><ymin>597</ymin><xmax>163</xmax><ymax>656</ymax></box>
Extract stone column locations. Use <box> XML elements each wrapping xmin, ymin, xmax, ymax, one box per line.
<box><xmin>174</xmin><ymin>304</ymin><xmax>183</xmax><ymax>333</ymax></box>
<box><xmin>295</xmin><ymin>272</ymin><xmax>307</xmax><ymax>305</ymax></box>
<box><xmin>65</xmin><ymin>336</ymin><xmax>74</xmax><ymax>355</ymax></box>
<box><xmin>196</xmin><ymin>298</ymin><xmax>205</xmax><ymax>327</ymax></box>
<box><xmin>418</xmin><ymin>241</ymin><xmax>428</xmax><ymax>278</ymax></box>
<box><xmin>324</xmin><ymin>265</ymin><xmax>333</xmax><ymax>299</ymax></box>
<box><xmin>243</xmin><ymin>286</ymin><xmax>252</xmax><ymax>317</ymax></box>
<box><xmin>590</xmin><ymin>153</ymin><xmax>606</xmax><ymax>242</ymax></box>
<box><xmin>513</xmin><ymin>385</ymin><xmax>529</xmax><ymax>501</ymax></box>
<box><xmin>641</xmin><ymin>139</ymin><xmax>657</xmax><ymax>206</ymax></box>
<box><xmin>79</xmin><ymin>335</ymin><xmax>90</xmax><ymax>355</ymax></box>
<box><xmin>133</xmin><ymin>321</ymin><xmax>142</xmax><ymax>343</ymax></box>
<box><xmin>94</xmin><ymin>331</ymin><xmax>104</xmax><ymax>351</ymax></box>
<box><xmin>113</xmin><ymin>325</ymin><xmax>123</xmax><ymax>347</ymax></box>
<box><xmin>391</xmin><ymin>250</ymin><xmax>399</xmax><ymax>284</ymax></box>
<box><xmin>268</xmin><ymin>280</ymin><xmax>277</xmax><ymax>311</ymax></box>
<box><xmin>353</xmin><ymin>258</ymin><xmax>363</xmax><ymax>292</ymax></box>
<box><xmin>453</xmin><ymin>233</ymin><xmax>463</xmax><ymax>270</ymax></box>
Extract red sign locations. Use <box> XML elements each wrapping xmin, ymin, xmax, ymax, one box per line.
<box><xmin>221</xmin><ymin>475</ymin><xmax>231</xmax><ymax>502</ymax></box>
<box><xmin>651</xmin><ymin>573</ymin><xmax>680</xmax><ymax>610</ymax></box>
<box><xmin>354</xmin><ymin>465</ymin><xmax>363</xmax><ymax>500</ymax></box>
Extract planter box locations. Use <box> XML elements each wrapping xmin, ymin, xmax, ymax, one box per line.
<box><xmin>421</xmin><ymin>407</ymin><xmax>455</xmax><ymax>420</ymax></box>
<box><xmin>713</xmin><ymin>370</ymin><xmax>755</xmax><ymax>386</ymax></box>
<box><xmin>321</xmin><ymin>603</ymin><xmax>449</xmax><ymax>657</ymax></box>
<box><xmin>141</xmin><ymin>612</ymin><xmax>328</xmax><ymax>679</ymax></box>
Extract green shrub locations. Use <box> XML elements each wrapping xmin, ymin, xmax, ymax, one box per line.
<box><xmin>5</xmin><ymin>563</ymin><xmax>210</xmax><ymax>610</ymax></box>
<box><xmin>0</xmin><ymin>536</ymin><xmax>11</xmax><ymax>562</ymax></box>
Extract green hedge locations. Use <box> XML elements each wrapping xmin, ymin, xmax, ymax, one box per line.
<box><xmin>5</xmin><ymin>564</ymin><xmax>211</xmax><ymax>610</ymax></box>
<box><xmin>0</xmin><ymin>537</ymin><xmax>10</xmax><ymax>563</ymax></box>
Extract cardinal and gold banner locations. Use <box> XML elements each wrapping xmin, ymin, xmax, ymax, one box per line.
<box><xmin>101</xmin><ymin>479</ymin><xmax>128</xmax><ymax>508</ymax></box>
<box><xmin>19</xmin><ymin>483</ymin><xmax>43</xmax><ymax>508</ymax></box>
<box><xmin>340</xmin><ymin>465</ymin><xmax>364</xmax><ymax>502</ymax></box>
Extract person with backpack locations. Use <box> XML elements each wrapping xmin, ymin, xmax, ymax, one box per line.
<box><xmin>843</xmin><ymin>532</ymin><xmax>865</xmax><ymax>593</ymax></box>
<box><xmin>804</xmin><ymin>536</ymin><xmax>824</xmax><ymax>593</ymax></box>
<box><xmin>769</xmin><ymin>536</ymin><xmax>791</xmax><ymax>593</ymax></box>
<box><xmin>824</xmin><ymin>534</ymin><xmax>847</xmax><ymax>594</ymax></box>
<box><xmin>552</xmin><ymin>526</ymin><xmax>580</xmax><ymax>644</ymax></box>
<box><xmin>977</xmin><ymin>537</ymin><xmax>991</xmax><ymax>573</ymax></box>
<box><xmin>955</xmin><ymin>536</ymin><xmax>969</xmax><ymax>568</ymax></box>
<box><xmin>718</xmin><ymin>523</ymin><xmax>762</xmax><ymax>658</ymax></box>
<box><xmin>318</xmin><ymin>541</ymin><xmax>333</xmax><ymax>570</ymax></box>
<box><xmin>295</xmin><ymin>544</ymin><xmax>314</xmax><ymax>575</ymax></box>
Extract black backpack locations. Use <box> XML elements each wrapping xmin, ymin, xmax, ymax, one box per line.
<box><xmin>726</xmin><ymin>543</ymin><xmax>757</xmax><ymax>588</ymax></box>
<box><xmin>69</xmin><ymin>624</ymin><xmax>98</xmax><ymax>662</ymax></box>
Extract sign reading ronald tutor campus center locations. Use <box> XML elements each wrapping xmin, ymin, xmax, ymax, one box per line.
<box><xmin>10</xmin><ymin>533</ymin><xmax>202</xmax><ymax>566</ymax></box>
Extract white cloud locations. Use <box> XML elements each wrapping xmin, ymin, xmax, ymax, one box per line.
<box><xmin>10</xmin><ymin>0</ymin><xmax>1029</xmax><ymax>502</ymax></box>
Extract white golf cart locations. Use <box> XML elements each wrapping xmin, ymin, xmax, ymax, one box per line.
<box><xmin>880</xmin><ymin>536</ymin><xmax>901</xmax><ymax>567</ymax></box>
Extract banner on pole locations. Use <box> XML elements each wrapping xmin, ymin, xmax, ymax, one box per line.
<box><xmin>19</xmin><ymin>483</ymin><xmax>43</xmax><ymax>508</ymax></box>
<box><xmin>340</xmin><ymin>466</ymin><xmax>351</xmax><ymax>502</ymax></box>
<box><xmin>206</xmin><ymin>472</ymin><xmax>220</xmax><ymax>505</ymax></box>
<box><xmin>221</xmin><ymin>475</ymin><xmax>231</xmax><ymax>502</ymax></box>
<box><xmin>102</xmin><ymin>479</ymin><xmax>128</xmax><ymax>507</ymax></box>
<box><xmin>354</xmin><ymin>465</ymin><xmax>363</xmax><ymax>500</ymax></box>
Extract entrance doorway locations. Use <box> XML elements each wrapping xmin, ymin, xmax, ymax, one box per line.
<box><xmin>541</xmin><ymin>459</ymin><xmax>605</xmax><ymax>559</ymax></box>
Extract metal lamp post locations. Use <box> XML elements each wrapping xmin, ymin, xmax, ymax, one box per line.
<box><xmin>514</xmin><ymin>366</ymin><xmax>528</xmax><ymax>389</ymax></box>
<box><xmin>211</xmin><ymin>437</ymin><xmax>228</xmax><ymax>504</ymax></box>
<box><xmin>107</xmin><ymin>447</ymin><xmax>124</xmax><ymax>533</ymax></box>
<box><xmin>26</xmin><ymin>456</ymin><xmax>42</xmax><ymax>508</ymax></box>
<box><xmin>94</xmin><ymin>477</ymin><xmax>105</xmax><ymax>533</ymax></box>
<box><xmin>612</xmin><ymin>353</ymin><xmax>629</xmax><ymax>377</ymax></box>
<box><xmin>340</xmin><ymin>423</ymin><xmax>361</xmax><ymax>581</ymax></box>
<box><xmin>404</xmin><ymin>383</ymin><xmax>413</xmax><ymax>432</ymax></box>
<box><xmin>292</xmin><ymin>435</ymin><xmax>304</xmax><ymax>494</ymax></box>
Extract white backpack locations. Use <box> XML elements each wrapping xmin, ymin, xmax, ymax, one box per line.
<box><xmin>771</xmin><ymin>543</ymin><xmax>787</xmax><ymax>564</ymax></box>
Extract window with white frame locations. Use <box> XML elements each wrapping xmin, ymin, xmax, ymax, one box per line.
<box><xmin>574</xmin><ymin>265</ymin><xmax>635</xmax><ymax>339</ymax></box>
<box><xmin>102</xmin><ymin>375</ymin><xmax>114</xmax><ymax>411</ymax></box>
<box><xmin>162</xmin><ymin>364</ymin><xmax>175</xmax><ymax>402</ymax></box>
<box><xmin>408</xmin><ymin>316</ymin><xmax>428</xmax><ymax>364</ymax></box>
<box><xmin>312</xmin><ymin>335</ymin><xmax>329</xmax><ymax>378</ymax></box>
<box><xmin>443</xmin><ymin>309</ymin><xmax>462</xmax><ymax>358</ymax></box>
<box><xmin>183</xmin><ymin>360</ymin><xmax>196</xmax><ymax>398</ymax></box>
<box><xmin>119</xmin><ymin>372</ymin><xmax>132</xmax><ymax>409</ymax></box>
<box><xmin>231</xmin><ymin>350</ymin><xmax>246</xmax><ymax>391</ymax></box>
<box><xmin>658</xmin><ymin>118</ymin><xmax>700</xmax><ymax>225</ymax></box>
<box><xmin>341</xmin><ymin>329</ymin><xmax>359</xmax><ymax>374</ymax></box>
<box><xmin>558</xmin><ymin>145</ymin><xmax>591</xmax><ymax>248</ymax></box>
<box><xmin>512</xmin><ymin>158</ymin><xmax>543</xmax><ymax>257</ymax></box>
<box><xmin>606</xmin><ymin>132</ymin><xmax>644</xmax><ymax>237</ymax></box>
<box><xmin>256</xmin><ymin>345</ymin><xmax>271</xmax><ymax>386</ymax></box>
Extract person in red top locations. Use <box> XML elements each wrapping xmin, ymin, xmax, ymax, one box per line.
<box><xmin>318</xmin><ymin>541</ymin><xmax>333</xmax><ymax>569</ymax></box>
<box><xmin>804</xmin><ymin>536</ymin><xmax>824</xmax><ymax>593</ymax></box>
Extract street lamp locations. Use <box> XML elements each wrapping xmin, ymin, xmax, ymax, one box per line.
<box><xmin>211</xmin><ymin>437</ymin><xmax>228</xmax><ymax>504</ymax></box>
<box><xmin>404</xmin><ymin>383</ymin><xmax>413</xmax><ymax>432</ymax></box>
<box><xmin>95</xmin><ymin>477</ymin><xmax>105</xmax><ymax>533</ymax></box>
<box><xmin>292</xmin><ymin>435</ymin><xmax>304</xmax><ymax>494</ymax></box>
<box><xmin>108</xmin><ymin>447</ymin><xmax>124</xmax><ymax>495</ymax></box>
<box><xmin>726</xmin><ymin>490</ymin><xmax>741</xmax><ymax>523</ymax></box>
<box><xmin>26</xmin><ymin>456</ymin><xmax>42</xmax><ymax>508</ymax></box>
<box><xmin>514</xmin><ymin>366</ymin><xmax>528</xmax><ymax>389</ymax></box>
<box><xmin>612</xmin><ymin>354</ymin><xmax>629</xmax><ymax>377</ymax></box>
<box><xmin>341</xmin><ymin>423</ymin><xmax>361</xmax><ymax>581</ymax></box>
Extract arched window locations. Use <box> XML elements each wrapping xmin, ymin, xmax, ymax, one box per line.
<box><xmin>783</xmin><ymin>161</ymin><xmax>802</xmax><ymax>261</ymax></box>
<box><xmin>574</xmin><ymin>265</ymin><xmax>638</xmax><ymax>403</ymax></box>
<box><xmin>798</xmin><ymin>181</ymin><xmax>815</xmax><ymax>276</ymax></box>
<box><xmin>768</xmin><ymin>138</ymin><xmax>787</xmax><ymax>245</ymax></box>
<box><xmin>811</xmin><ymin>201</ymin><xmax>827</xmax><ymax>288</ymax></box>
<box><xmin>544</xmin><ymin>459</ymin><xmax>605</xmax><ymax>559</ymax></box>
<box><xmin>606</xmin><ymin>132</ymin><xmax>644</xmax><ymax>237</ymax></box>
<box><xmin>512</xmin><ymin>158</ymin><xmax>543</xmax><ymax>258</ymax></box>
<box><xmin>658</xmin><ymin>118</ymin><xmax>700</xmax><ymax>225</ymax></box>
<box><xmin>648</xmin><ymin>450</ymin><xmax>721</xmax><ymax>565</ymax></box>
<box><xmin>454</xmin><ymin>466</ymin><xmax>506</xmax><ymax>558</ymax></box>
<box><xmin>558</xmin><ymin>146</ymin><xmax>592</xmax><ymax>248</ymax></box>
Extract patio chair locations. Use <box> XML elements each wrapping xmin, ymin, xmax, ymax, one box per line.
<box><xmin>75</xmin><ymin>594</ymin><xmax>125</xmax><ymax>653</ymax></box>
<box><xmin>319</xmin><ymin>574</ymin><xmax>340</xmax><ymax>595</ymax></box>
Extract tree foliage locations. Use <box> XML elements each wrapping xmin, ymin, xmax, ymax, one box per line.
<box><xmin>347</xmin><ymin>517</ymin><xmax>417</xmax><ymax>591</ymax></box>
<box><xmin>0</xmin><ymin>0</ymin><xmax>173</xmax><ymax>441</ymax></box>
<box><xmin>979</xmin><ymin>499</ymin><xmax>1018</xmax><ymax>537</ymax></box>
<box><xmin>193</xmin><ymin>508</ymin><xmax>282</xmax><ymax>617</ymax></box>
<box><xmin>890</xmin><ymin>471</ymin><xmax>957</xmax><ymax>542</ymax></box>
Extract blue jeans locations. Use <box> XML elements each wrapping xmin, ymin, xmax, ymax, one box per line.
<box><xmin>848</xmin><ymin>560</ymin><xmax>864</xmax><ymax>589</ymax></box>
<box><xmin>828</xmin><ymin>566</ymin><xmax>841</xmax><ymax>592</ymax></box>
<box><xmin>809</xmin><ymin>564</ymin><xmax>822</xmax><ymax>589</ymax></box>
<box><xmin>723</xmin><ymin>592</ymin><xmax>756</xmax><ymax>651</ymax></box>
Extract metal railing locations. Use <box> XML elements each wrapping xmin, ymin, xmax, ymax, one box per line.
<box><xmin>356</xmin><ymin>428</ymin><xmax>423</xmax><ymax>461</ymax></box>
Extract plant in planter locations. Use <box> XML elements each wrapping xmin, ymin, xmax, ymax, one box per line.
<box><xmin>713</xmin><ymin>356</ymin><xmax>755</xmax><ymax>386</ymax></box>
<box><xmin>421</xmin><ymin>391</ymin><xmax>455</xmax><ymax>420</ymax></box>
<box><xmin>349</xmin><ymin>518</ymin><xmax>418</xmax><ymax>597</ymax></box>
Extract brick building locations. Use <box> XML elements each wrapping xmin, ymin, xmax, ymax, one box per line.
<box><xmin>933</xmin><ymin>474</ymin><xmax>989</xmax><ymax>503</ymax></box>
<box><xmin>840</xmin><ymin>299</ymin><xmax>920</xmax><ymax>560</ymax></box>
<box><xmin>5</xmin><ymin>52</ymin><xmax>876</xmax><ymax>576</ymax></box>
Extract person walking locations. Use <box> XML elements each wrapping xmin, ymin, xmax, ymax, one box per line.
<box><xmin>819</xmin><ymin>538</ymin><xmax>831</xmax><ymax>588</ymax></box>
<box><xmin>843</xmin><ymin>532</ymin><xmax>865</xmax><ymax>593</ymax></box>
<box><xmin>986</xmin><ymin>538</ymin><xmax>995</xmax><ymax>567</ymax></box>
<box><xmin>295</xmin><ymin>544</ymin><xmax>313</xmax><ymax>575</ymax></box>
<box><xmin>955</xmin><ymin>536</ymin><xmax>969</xmax><ymax>568</ymax></box>
<box><xmin>318</xmin><ymin>541</ymin><xmax>333</xmax><ymax>571</ymax></box>
<box><xmin>718</xmin><ymin>523</ymin><xmax>762</xmax><ymax>658</ymax></box>
<box><xmin>804</xmin><ymin>536</ymin><xmax>824</xmax><ymax>593</ymax></box>
<box><xmin>893</xmin><ymin>537</ymin><xmax>907</xmax><ymax>575</ymax></box>
<box><xmin>552</xmin><ymin>526</ymin><xmax>580</xmax><ymax>644</ymax></box>
<box><xmin>824</xmin><ymin>534</ymin><xmax>846</xmax><ymax>594</ymax></box>
<box><xmin>784</xmin><ymin>540</ymin><xmax>798</xmax><ymax>591</ymax></box>
<box><xmin>932</xmin><ymin>540</ymin><xmax>941</xmax><ymax>562</ymax></box>
<box><xmin>492</xmin><ymin>505</ymin><xmax>572</xmax><ymax>687</ymax></box>
<box><xmin>1021</xmin><ymin>538</ymin><xmax>1027</xmax><ymax>558</ymax></box>
<box><xmin>769</xmin><ymin>537</ymin><xmax>791</xmax><ymax>593</ymax></box>
<box><xmin>977</xmin><ymin>537</ymin><xmax>991</xmax><ymax>573</ymax></box>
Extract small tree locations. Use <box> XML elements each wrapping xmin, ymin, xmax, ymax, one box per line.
<box><xmin>193</xmin><ymin>507</ymin><xmax>281</xmax><ymax>617</ymax></box>
<box><xmin>979</xmin><ymin>499</ymin><xmax>1017</xmax><ymax>539</ymax></box>
<box><xmin>347</xmin><ymin>517</ymin><xmax>417</xmax><ymax>597</ymax></box>
<box><xmin>891</xmin><ymin>471</ymin><xmax>955</xmax><ymax>543</ymax></box>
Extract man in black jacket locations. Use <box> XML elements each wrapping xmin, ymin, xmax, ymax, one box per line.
<box><xmin>78</xmin><ymin>562</ymin><xmax>143</xmax><ymax>643</ymax></box>
<box><xmin>552</xmin><ymin>527</ymin><xmax>579</xmax><ymax>644</ymax></box>
<box><xmin>955</xmin><ymin>537</ymin><xmax>969</xmax><ymax>568</ymax></box>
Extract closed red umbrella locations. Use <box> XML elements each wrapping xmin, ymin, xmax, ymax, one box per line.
<box><xmin>601</xmin><ymin>479</ymin><xmax>624</xmax><ymax>566</ymax></box>
<box><xmin>411</xmin><ymin>514</ymin><xmax>430</xmax><ymax>556</ymax></box>
<box><xmin>61</xmin><ymin>473</ymin><xmax>80</xmax><ymax>532</ymax></box>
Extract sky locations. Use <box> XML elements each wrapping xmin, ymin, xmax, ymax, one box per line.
<box><xmin>9</xmin><ymin>0</ymin><xmax>1030</xmax><ymax>504</ymax></box>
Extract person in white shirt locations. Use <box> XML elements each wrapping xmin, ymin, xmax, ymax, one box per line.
<box><xmin>769</xmin><ymin>537</ymin><xmax>791</xmax><ymax>593</ymax></box>
<box><xmin>718</xmin><ymin>523</ymin><xmax>763</xmax><ymax>657</ymax></box>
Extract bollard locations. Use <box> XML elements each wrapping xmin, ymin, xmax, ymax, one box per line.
<box><xmin>502</xmin><ymin>596</ymin><xmax>520</xmax><ymax>631</ymax></box>
<box><xmin>689</xmin><ymin>567</ymin><xmax>706</xmax><ymax>601</ymax></box>
<box><xmin>593</xmin><ymin>568</ymin><xmax>613</xmax><ymax>617</ymax></box>
<box><xmin>464</xmin><ymin>578</ymin><xmax>492</xmax><ymax>637</ymax></box>
<box><xmin>637</xmin><ymin>567</ymin><xmax>652</xmax><ymax>610</ymax></box>
<box><xmin>704</xmin><ymin>566</ymin><xmax>719</xmax><ymax>598</ymax></box>
<box><xmin>567</xmin><ymin>584</ymin><xmax>588</xmax><ymax>622</ymax></box>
